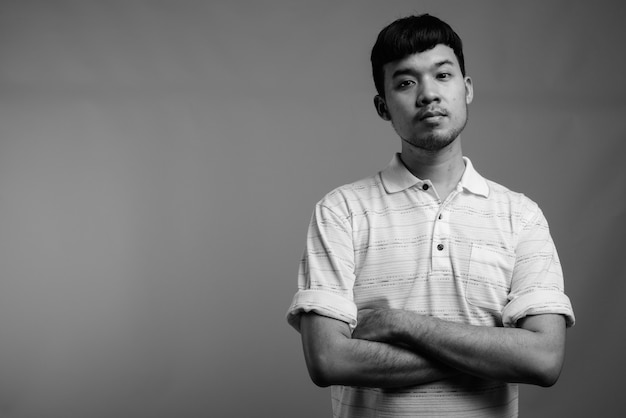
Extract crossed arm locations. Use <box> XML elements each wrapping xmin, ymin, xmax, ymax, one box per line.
<box><xmin>300</xmin><ymin>310</ymin><xmax>566</xmax><ymax>389</ymax></box>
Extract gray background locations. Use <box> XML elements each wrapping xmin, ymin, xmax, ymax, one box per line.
<box><xmin>0</xmin><ymin>0</ymin><xmax>624</xmax><ymax>417</ymax></box>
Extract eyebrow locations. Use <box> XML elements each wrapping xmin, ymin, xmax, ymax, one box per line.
<box><xmin>391</xmin><ymin>59</ymin><xmax>456</xmax><ymax>79</ymax></box>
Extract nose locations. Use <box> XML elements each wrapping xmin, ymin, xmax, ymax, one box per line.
<box><xmin>416</xmin><ymin>77</ymin><xmax>440</xmax><ymax>106</ymax></box>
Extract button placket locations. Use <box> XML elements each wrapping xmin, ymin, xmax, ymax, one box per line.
<box><xmin>431</xmin><ymin>203</ymin><xmax>451</xmax><ymax>271</ymax></box>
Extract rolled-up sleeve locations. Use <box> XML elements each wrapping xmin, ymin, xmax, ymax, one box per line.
<box><xmin>502</xmin><ymin>204</ymin><xmax>575</xmax><ymax>328</ymax></box>
<box><xmin>286</xmin><ymin>202</ymin><xmax>358</xmax><ymax>332</ymax></box>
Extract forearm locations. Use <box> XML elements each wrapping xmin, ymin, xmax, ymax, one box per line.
<box><xmin>357</xmin><ymin>310</ymin><xmax>566</xmax><ymax>386</ymax></box>
<box><xmin>315</xmin><ymin>338</ymin><xmax>455</xmax><ymax>388</ymax></box>
<box><xmin>403</xmin><ymin>315</ymin><xmax>558</xmax><ymax>385</ymax></box>
<box><xmin>300</xmin><ymin>313</ymin><xmax>458</xmax><ymax>388</ymax></box>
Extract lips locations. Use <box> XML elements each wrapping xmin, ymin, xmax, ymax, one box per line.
<box><xmin>418</xmin><ymin>108</ymin><xmax>447</xmax><ymax>121</ymax></box>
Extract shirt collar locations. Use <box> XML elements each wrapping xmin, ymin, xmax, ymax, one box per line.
<box><xmin>380</xmin><ymin>153</ymin><xmax>490</xmax><ymax>198</ymax></box>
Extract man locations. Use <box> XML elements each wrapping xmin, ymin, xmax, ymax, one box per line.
<box><xmin>286</xmin><ymin>14</ymin><xmax>574</xmax><ymax>417</ymax></box>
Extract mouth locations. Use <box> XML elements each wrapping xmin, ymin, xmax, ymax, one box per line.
<box><xmin>418</xmin><ymin>109</ymin><xmax>447</xmax><ymax>122</ymax></box>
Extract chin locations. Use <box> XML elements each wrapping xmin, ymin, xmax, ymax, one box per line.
<box><xmin>405</xmin><ymin>134</ymin><xmax>456</xmax><ymax>151</ymax></box>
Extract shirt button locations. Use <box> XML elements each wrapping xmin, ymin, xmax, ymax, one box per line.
<box><xmin>437</xmin><ymin>244</ymin><xmax>444</xmax><ymax>251</ymax></box>
<box><xmin>422</xmin><ymin>184</ymin><xmax>429</xmax><ymax>191</ymax></box>
<box><xmin>438</xmin><ymin>214</ymin><xmax>442</xmax><ymax>220</ymax></box>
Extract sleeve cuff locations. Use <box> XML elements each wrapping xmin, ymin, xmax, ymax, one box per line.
<box><xmin>286</xmin><ymin>289</ymin><xmax>358</xmax><ymax>332</ymax></box>
<box><xmin>502</xmin><ymin>290</ymin><xmax>575</xmax><ymax>328</ymax></box>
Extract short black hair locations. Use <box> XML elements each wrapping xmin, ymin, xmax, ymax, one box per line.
<box><xmin>370</xmin><ymin>14</ymin><xmax>466</xmax><ymax>97</ymax></box>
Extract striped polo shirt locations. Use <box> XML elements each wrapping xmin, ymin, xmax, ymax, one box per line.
<box><xmin>287</xmin><ymin>153</ymin><xmax>574</xmax><ymax>418</ymax></box>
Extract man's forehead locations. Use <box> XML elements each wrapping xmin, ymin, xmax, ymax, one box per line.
<box><xmin>384</xmin><ymin>44</ymin><xmax>459</xmax><ymax>74</ymax></box>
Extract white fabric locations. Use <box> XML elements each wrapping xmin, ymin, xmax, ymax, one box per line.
<box><xmin>287</xmin><ymin>153</ymin><xmax>574</xmax><ymax>417</ymax></box>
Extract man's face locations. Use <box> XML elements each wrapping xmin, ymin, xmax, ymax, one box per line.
<box><xmin>376</xmin><ymin>44</ymin><xmax>473</xmax><ymax>151</ymax></box>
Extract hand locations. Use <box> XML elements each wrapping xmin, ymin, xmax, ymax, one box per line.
<box><xmin>352</xmin><ymin>308</ymin><xmax>399</xmax><ymax>343</ymax></box>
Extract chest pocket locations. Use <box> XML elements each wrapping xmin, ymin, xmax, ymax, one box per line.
<box><xmin>465</xmin><ymin>244</ymin><xmax>515</xmax><ymax>311</ymax></box>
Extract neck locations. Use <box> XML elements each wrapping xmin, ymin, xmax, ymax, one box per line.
<box><xmin>400</xmin><ymin>137</ymin><xmax>465</xmax><ymax>198</ymax></box>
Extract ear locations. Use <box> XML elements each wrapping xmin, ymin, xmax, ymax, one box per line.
<box><xmin>464</xmin><ymin>76</ymin><xmax>474</xmax><ymax>105</ymax></box>
<box><xmin>374</xmin><ymin>95</ymin><xmax>391</xmax><ymax>121</ymax></box>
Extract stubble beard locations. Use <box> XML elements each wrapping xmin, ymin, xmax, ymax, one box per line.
<box><xmin>405</xmin><ymin>132</ymin><xmax>457</xmax><ymax>151</ymax></box>
<box><xmin>400</xmin><ymin>112</ymin><xmax>469</xmax><ymax>152</ymax></box>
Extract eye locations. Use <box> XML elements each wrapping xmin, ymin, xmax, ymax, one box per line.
<box><xmin>397</xmin><ymin>79</ymin><xmax>415</xmax><ymax>89</ymax></box>
<box><xmin>437</xmin><ymin>72</ymin><xmax>452</xmax><ymax>80</ymax></box>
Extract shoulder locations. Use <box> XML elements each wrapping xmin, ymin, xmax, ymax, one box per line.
<box><xmin>486</xmin><ymin>178</ymin><xmax>538</xmax><ymax>208</ymax></box>
<box><xmin>316</xmin><ymin>172</ymin><xmax>384</xmax><ymax>215</ymax></box>
<box><xmin>484</xmin><ymin>178</ymin><xmax>545</xmax><ymax>226</ymax></box>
